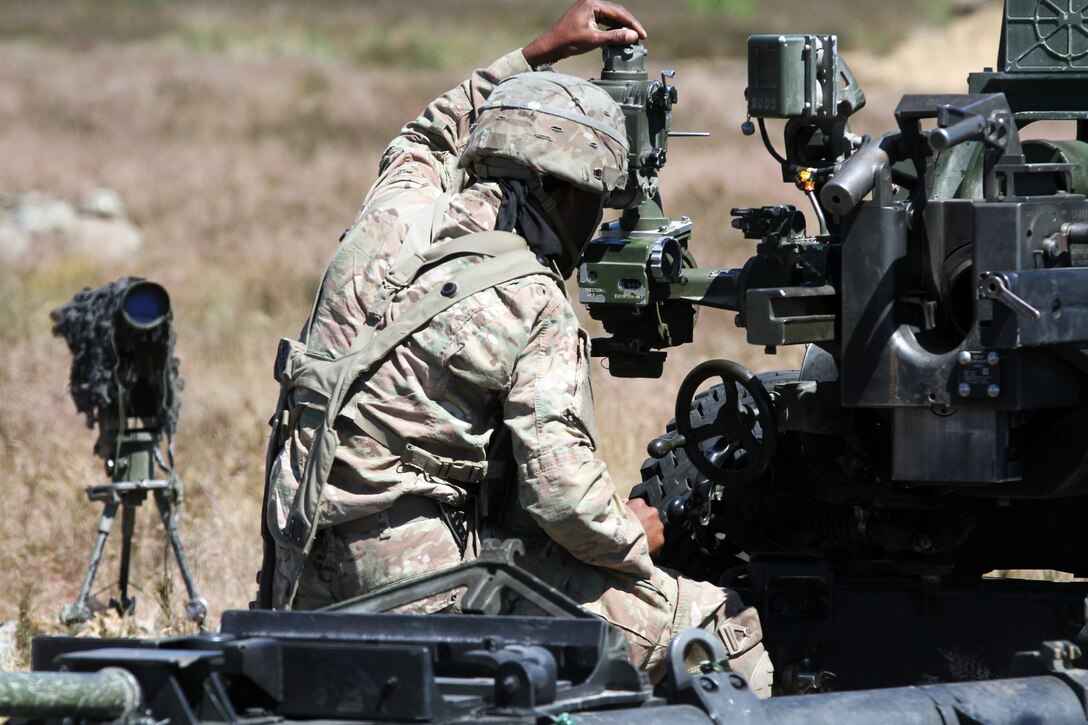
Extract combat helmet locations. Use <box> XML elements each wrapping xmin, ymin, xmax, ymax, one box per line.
<box><xmin>460</xmin><ymin>71</ymin><xmax>628</xmax><ymax>270</ymax></box>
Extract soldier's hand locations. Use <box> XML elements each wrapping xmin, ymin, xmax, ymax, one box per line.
<box><xmin>625</xmin><ymin>497</ymin><xmax>664</xmax><ymax>557</ymax></box>
<box><xmin>523</xmin><ymin>0</ymin><xmax>647</xmax><ymax>68</ymax></box>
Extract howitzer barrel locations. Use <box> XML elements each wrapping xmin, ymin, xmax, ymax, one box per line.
<box><xmin>0</xmin><ymin>668</ymin><xmax>141</xmax><ymax>719</ymax></box>
<box><xmin>821</xmin><ymin>138</ymin><xmax>894</xmax><ymax>215</ymax></box>
<box><xmin>761</xmin><ymin>674</ymin><xmax>1088</xmax><ymax>723</ymax></box>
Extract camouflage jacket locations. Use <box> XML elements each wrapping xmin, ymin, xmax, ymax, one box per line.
<box><xmin>267</xmin><ymin>50</ymin><xmax>654</xmax><ymax>579</ymax></box>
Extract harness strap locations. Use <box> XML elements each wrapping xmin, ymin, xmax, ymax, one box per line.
<box><xmin>278</xmin><ymin>231</ymin><xmax>540</xmax><ymax>398</ymax></box>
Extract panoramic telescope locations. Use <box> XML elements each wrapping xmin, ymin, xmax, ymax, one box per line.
<box><xmin>50</xmin><ymin>278</ymin><xmax>206</xmax><ymax>626</ymax></box>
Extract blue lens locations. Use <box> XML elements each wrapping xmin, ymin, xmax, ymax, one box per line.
<box><xmin>121</xmin><ymin>282</ymin><xmax>170</xmax><ymax>329</ymax></box>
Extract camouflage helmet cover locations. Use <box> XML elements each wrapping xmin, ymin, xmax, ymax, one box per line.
<box><xmin>460</xmin><ymin>71</ymin><xmax>628</xmax><ymax>195</ymax></box>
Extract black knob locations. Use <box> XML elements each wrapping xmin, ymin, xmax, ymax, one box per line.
<box><xmin>665</xmin><ymin>496</ymin><xmax>690</xmax><ymax>525</ymax></box>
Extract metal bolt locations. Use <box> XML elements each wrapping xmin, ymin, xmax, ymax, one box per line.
<box><xmin>699</xmin><ymin>677</ymin><xmax>719</xmax><ymax>692</ymax></box>
<box><xmin>500</xmin><ymin>674</ymin><xmax>520</xmax><ymax>695</ymax></box>
<box><xmin>957</xmin><ymin>350</ymin><xmax>973</xmax><ymax>366</ymax></box>
<box><xmin>729</xmin><ymin>674</ymin><xmax>747</xmax><ymax>690</ymax></box>
<box><xmin>986</xmin><ymin>351</ymin><xmax>1000</xmax><ymax>366</ymax></box>
<box><xmin>987</xmin><ymin>384</ymin><xmax>1001</xmax><ymax>398</ymax></box>
<box><xmin>958</xmin><ymin>383</ymin><xmax>972</xmax><ymax>398</ymax></box>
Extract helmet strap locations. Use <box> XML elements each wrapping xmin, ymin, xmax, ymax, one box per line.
<box><xmin>526</xmin><ymin>176</ymin><xmax>584</xmax><ymax>276</ymax></box>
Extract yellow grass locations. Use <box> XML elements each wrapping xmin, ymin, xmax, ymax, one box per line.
<box><xmin>0</xmin><ymin>0</ymin><xmax>1004</xmax><ymax>666</ymax></box>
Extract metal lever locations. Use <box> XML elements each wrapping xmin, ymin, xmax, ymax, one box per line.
<box><xmin>648</xmin><ymin>434</ymin><xmax>686</xmax><ymax>459</ymax></box>
<box><xmin>929</xmin><ymin>113</ymin><xmax>986</xmax><ymax>152</ymax></box>
<box><xmin>979</xmin><ymin>273</ymin><xmax>1041</xmax><ymax>321</ymax></box>
<box><xmin>654</xmin><ymin>69</ymin><xmax>678</xmax><ymax>110</ymax></box>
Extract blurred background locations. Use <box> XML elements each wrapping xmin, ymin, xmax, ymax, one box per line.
<box><xmin>0</xmin><ymin>0</ymin><xmax>1003</xmax><ymax>662</ymax></box>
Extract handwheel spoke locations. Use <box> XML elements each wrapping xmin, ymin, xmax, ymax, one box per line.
<box><xmin>707</xmin><ymin>446</ymin><xmax>740</xmax><ymax>473</ymax></box>
<box><xmin>722</xmin><ymin>382</ymin><xmax>745</xmax><ymax>417</ymax></box>
<box><xmin>689</xmin><ymin>422</ymin><xmax>719</xmax><ymax>443</ymax></box>
<box><xmin>739</xmin><ymin>429</ymin><xmax>760</xmax><ymax>453</ymax></box>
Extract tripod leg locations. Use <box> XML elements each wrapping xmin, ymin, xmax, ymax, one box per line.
<box><xmin>114</xmin><ymin>501</ymin><xmax>137</xmax><ymax>616</ymax></box>
<box><xmin>60</xmin><ymin>501</ymin><xmax>119</xmax><ymax>626</ymax></box>
<box><xmin>154</xmin><ymin>489</ymin><xmax>207</xmax><ymax>626</ymax></box>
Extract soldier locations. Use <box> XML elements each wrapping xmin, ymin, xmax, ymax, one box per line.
<box><xmin>261</xmin><ymin>0</ymin><xmax>773</xmax><ymax>695</ymax></box>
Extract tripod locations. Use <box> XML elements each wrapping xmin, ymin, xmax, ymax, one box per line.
<box><xmin>60</xmin><ymin>423</ymin><xmax>207</xmax><ymax>627</ymax></box>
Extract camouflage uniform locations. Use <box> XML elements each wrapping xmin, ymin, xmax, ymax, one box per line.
<box><xmin>265</xmin><ymin>50</ymin><xmax>773</xmax><ymax>695</ymax></box>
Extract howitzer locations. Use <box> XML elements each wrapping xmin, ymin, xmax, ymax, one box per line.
<box><xmin>575</xmin><ymin>0</ymin><xmax>1088</xmax><ymax>694</ymax></box>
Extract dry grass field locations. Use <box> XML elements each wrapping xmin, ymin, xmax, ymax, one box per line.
<box><xmin>0</xmin><ymin>0</ymin><xmax>1004</xmax><ymax>664</ymax></box>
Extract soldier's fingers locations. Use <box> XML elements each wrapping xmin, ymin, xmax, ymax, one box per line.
<box><xmin>586</xmin><ymin>26</ymin><xmax>639</xmax><ymax>47</ymax></box>
<box><xmin>593</xmin><ymin>1</ymin><xmax>647</xmax><ymax>39</ymax></box>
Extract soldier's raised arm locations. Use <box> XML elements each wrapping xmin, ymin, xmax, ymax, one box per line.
<box><xmin>362</xmin><ymin>0</ymin><xmax>646</xmax><ymax>214</ymax></box>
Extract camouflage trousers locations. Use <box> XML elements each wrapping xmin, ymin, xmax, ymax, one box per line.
<box><xmin>278</xmin><ymin>499</ymin><xmax>773</xmax><ymax>697</ymax></box>
<box><xmin>514</xmin><ymin>541</ymin><xmax>773</xmax><ymax>694</ymax></box>
<box><xmin>286</xmin><ymin>500</ymin><xmax>466</xmax><ymax>615</ymax></box>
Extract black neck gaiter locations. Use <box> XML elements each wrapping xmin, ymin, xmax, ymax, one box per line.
<box><xmin>494</xmin><ymin>178</ymin><xmax>565</xmax><ymax>262</ymax></box>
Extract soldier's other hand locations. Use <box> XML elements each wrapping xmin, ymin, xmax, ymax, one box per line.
<box><xmin>523</xmin><ymin>0</ymin><xmax>647</xmax><ymax>68</ymax></box>
<box><xmin>625</xmin><ymin>497</ymin><xmax>664</xmax><ymax>557</ymax></box>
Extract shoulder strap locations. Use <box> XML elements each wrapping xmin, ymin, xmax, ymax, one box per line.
<box><xmin>368</xmin><ymin>230</ymin><xmax>531</xmax><ymax>325</ymax></box>
<box><xmin>390</xmin><ymin>192</ymin><xmax>451</xmax><ymax>272</ymax></box>
<box><xmin>283</xmin><ymin>231</ymin><xmax>536</xmax><ymax>398</ymax></box>
<box><xmin>394</xmin><ymin>228</ymin><xmax>534</xmax><ymax>283</ymax></box>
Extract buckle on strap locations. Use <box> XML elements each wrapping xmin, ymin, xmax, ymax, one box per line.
<box><xmin>366</xmin><ymin>295</ymin><xmax>391</xmax><ymax>327</ymax></box>
<box><xmin>717</xmin><ymin>620</ymin><xmax>754</xmax><ymax>657</ymax></box>
<box><xmin>402</xmin><ymin>443</ymin><xmax>487</xmax><ymax>484</ymax></box>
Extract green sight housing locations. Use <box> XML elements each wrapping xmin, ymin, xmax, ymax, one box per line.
<box><xmin>578</xmin><ymin>42</ymin><xmax>700</xmax><ymax>378</ymax></box>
